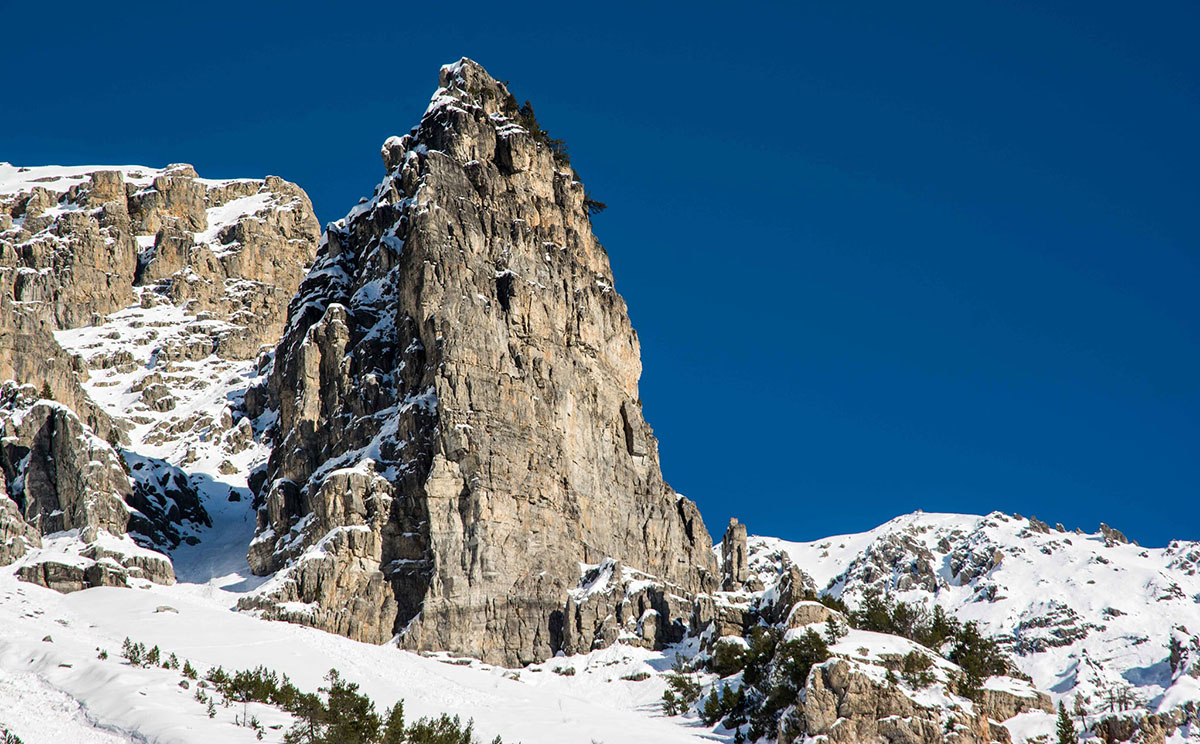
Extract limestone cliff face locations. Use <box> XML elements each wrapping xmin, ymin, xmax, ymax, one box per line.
<box><xmin>0</xmin><ymin>162</ymin><xmax>320</xmax><ymax>590</ymax></box>
<box><xmin>245</xmin><ymin>58</ymin><xmax>716</xmax><ymax>665</ymax></box>
<box><xmin>0</xmin><ymin>296</ymin><xmax>117</xmax><ymax>443</ymax></box>
<box><xmin>0</xmin><ymin>162</ymin><xmax>319</xmax><ymax>361</ymax></box>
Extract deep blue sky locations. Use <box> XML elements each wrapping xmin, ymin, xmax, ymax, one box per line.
<box><xmin>3</xmin><ymin>2</ymin><xmax>1196</xmax><ymax>546</ymax></box>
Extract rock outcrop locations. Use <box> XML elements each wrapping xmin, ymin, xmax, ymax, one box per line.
<box><xmin>780</xmin><ymin>658</ymin><xmax>1000</xmax><ymax>744</ymax></box>
<box><xmin>978</xmin><ymin>682</ymin><xmax>1052</xmax><ymax>722</ymax></box>
<box><xmin>559</xmin><ymin>558</ymin><xmax>695</xmax><ymax>654</ymax></box>
<box><xmin>0</xmin><ymin>296</ymin><xmax>118</xmax><ymax>444</ymax></box>
<box><xmin>721</xmin><ymin>517</ymin><xmax>749</xmax><ymax>591</ymax></box>
<box><xmin>0</xmin><ymin>161</ymin><xmax>320</xmax><ymax>588</ymax></box>
<box><xmin>243</xmin><ymin>58</ymin><xmax>717</xmax><ymax>665</ymax></box>
<box><xmin>0</xmin><ymin>162</ymin><xmax>318</xmax><ymax>356</ymax></box>
<box><xmin>0</xmin><ymin>383</ymin><xmax>178</xmax><ymax>588</ymax></box>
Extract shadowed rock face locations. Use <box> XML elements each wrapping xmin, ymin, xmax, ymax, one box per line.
<box><xmin>245</xmin><ymin>58</ymin><xmax>717</xmax><ymax>665</ymax></box>
<box><xmin>0</xmin><ymin>383</ymin><xmax>177</xmax><ymax>588</ymax></box>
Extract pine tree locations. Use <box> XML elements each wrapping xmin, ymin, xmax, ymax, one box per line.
<box><xmin>1056</xmin><ymin>701</ymin><xmax>1076</xmax><ymax>744</ymax></box>
<box><xmin>380</xmin><ymin>702</ymin><xmax>406</xmax><ymax>744</ymax></box>
<box><xmin>283</xmin><ymin>691</ymin><xmax>325</xmax><ymax>744</ymax></box>
<box><xmin>320</xmin><ymin>669</ymin><xmax>380</xmax><ymax>744</ymax></box>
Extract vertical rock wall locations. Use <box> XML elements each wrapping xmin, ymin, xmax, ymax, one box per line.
<box><xmin>246</xmin><ymin>58</ymin><xmax>717</xmax><ymax>665</ymax></box>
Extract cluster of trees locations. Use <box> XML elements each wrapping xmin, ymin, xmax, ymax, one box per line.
<box><xmin>120</xmin><ymin>637</ymin><xmax>193</xmax><ymax>677</ymax></box>
<box><xmin>899</xmin><ymin>650</ymin><xmax>935</xmax><ymax>688</ymax></box>
<box><xmin>2</xmin><ymin>728</ymin><xmax>23</xmax><ymax>744</ymax></box>
<box><xmin>677</xmin><ymin>589</ymin><xmax>1014</xmax><ymax>739</ymax></box>
<box><xmin>847</xmin><ymin>592</ymin><xmax>960</xmax><ymax>648</ymax></box>
<box><xmin>112</xmin><ymin>637</ymin><xmax>504</xmax><ymax>743</ymax></box>
<box><xmin>201</xmin><ymin>666</ymin><xmax>498</xmax><ymax>744</ymax></box>
<box><xmin>847</xmin><ymin>591</ymin><xmax>1008</xmax><ymax>700</ymax></box>
<box><xmin>692</xmin><ymin>628</ymin><xmax>830</xmax><ymax>741</ymax></box>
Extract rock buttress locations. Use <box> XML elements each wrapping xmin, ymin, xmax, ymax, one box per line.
<box><xmin>245</xmin><ymin>58</ymin><xmax>717</xmax><ymax>665</ymax></box>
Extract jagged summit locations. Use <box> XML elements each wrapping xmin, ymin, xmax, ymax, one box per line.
<box><xmin>241</xmin><ymin>58</ymin><xmax>716</xmax><ymax>665</ymax></box>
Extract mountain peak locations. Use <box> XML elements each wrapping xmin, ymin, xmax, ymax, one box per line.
<box><xmin>245</xmin><ymin>60</ymin><xmax>715</xmax><ymax>665</ymax></box>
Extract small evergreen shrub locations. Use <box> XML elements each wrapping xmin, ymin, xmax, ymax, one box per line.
<box><xmin>661</xmin><ymin>657</ymin><xmax>702</xmax><ymax>716</ymax></box>
<box><xmin>900</xmin><ymin>651</ymin><xmax>935</xmax><ymax>688</ymax></box>
<box><xmin>1056</xmin><ymin>701</ymin><xmax>1077</xmax><ymax>744</ymax></box>
<box><xmin>948</xmin><ymin>621</ymin><xmax>1007</xmax><ymax>701</ymax></box>
<box><xmin>710</xmin><ymin>638</ymin><xmax>748</xmax><ymax>678</ymax></box>
<box><xmin>701</xmin><ymin>684</ymin><xmax>744</xmax><ymax>727</ymax></box>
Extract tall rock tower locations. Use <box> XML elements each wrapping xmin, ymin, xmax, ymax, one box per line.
<box><xmin>244</xmin><ymin>59</ymin><xmax>716</xmax><ymax>665</ymax></box>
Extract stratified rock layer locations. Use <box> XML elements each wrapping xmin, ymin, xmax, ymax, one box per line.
<box><xmin>245</xmin><ymin>58</ymin><xmax>716</xmax><ymax>665</ymax></box>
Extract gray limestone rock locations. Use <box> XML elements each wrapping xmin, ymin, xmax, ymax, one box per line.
<box><xmin>0</xmin><ymin>383</ymin><xmax>178</xmax><ymax>590</ymax></box>
<box><xmin>0</xmin><ymin>296</ymin><xmax>120</xmax><ymax>444</ymax></box>
<box><xmin>1100</xmin><ymin>522</ymin><xmax>1129</xmax><ymax>547</ymax></box>
<box><xmin>780</xmin><ymin>658</ymin><xmax>999</xmax><ymax>744</ymax></box>
<box><xmin>721</xmin><ymin>517</ymin><xmax>750</xmax><ymax>591</ymax></box>
<box><xmin>0</xmin><ymin>160</ymin><xmax>320</xmax><ymax>590</ymax></box>
<box><xmin>785</xmin><ymin>600</ymin><xmax>846</xmax><ymax>629</ymax></box>
<box><xmin>979</xmin><ymin>684</ymin><xmax>1053</xmax><ymax>721</ymax></box>
<box><xmin>0</xmin><ymin>391</ymin><xmax>132</xmax><ymax>538</ymax></box>
<box><xmin>0</xmin><ymin>163</ymin><xmax>319</xmax><ymax>359</ymax></box>
<box><xmin>243</xmin><ymin>58</ymin><xmax>717</xmax><ymax>665</ymax></box>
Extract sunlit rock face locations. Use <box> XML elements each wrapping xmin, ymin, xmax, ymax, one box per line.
<box><xmin>243</xmin><ymin>58</ymin><xmax>717</xmax><ymax>665</ymax></box>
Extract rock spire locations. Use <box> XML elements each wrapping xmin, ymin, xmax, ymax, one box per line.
<box><xmin>244</xmin><ymin>58</ymin><xmax>717</xmax><ymax>665</ymax></box>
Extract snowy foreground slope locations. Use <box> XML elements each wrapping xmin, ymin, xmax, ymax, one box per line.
<box><xmin>747</xmin><ymin>511</ymin><xmax>1200</xmax><ymax>740</ymax></box>
<box><xmin>0</xmin><ymin>496</ymin><xmax>714</xmax><ymax>744</ymax></box>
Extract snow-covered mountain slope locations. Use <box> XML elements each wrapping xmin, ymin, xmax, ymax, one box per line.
<box><xmin>746</xmin><ymin>511</ymin><xmax>1200</xmax><ymax>736</ymax></box>
<box><xmin>0</xmin><ymin>541</ymin><xmax>725</xmax><ymax>744</ymax></box>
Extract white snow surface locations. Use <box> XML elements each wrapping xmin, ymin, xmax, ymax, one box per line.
<box><xmin>0</xmin><ymin>163</ymin><xmax>159</xmax><ymax>196</ymax></box>
<box><xmin>0</xmin><ymin>563</ymin><xmax>724</xmax><ymax>744</ymax></box>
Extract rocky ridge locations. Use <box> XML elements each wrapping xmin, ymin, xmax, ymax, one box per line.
<box><xmin>665</xmin><ymin>517</ymin><xmax>1053</xmax><ymax>743</ymax></box>
<box><xmin>741</xmin><ymin>511</ymin><xmax>1200</xmax><ymax>743</ymax></box>
<box><xmin>240</xmin><ymin>58</ymin><xmax>716</xmax><ymax>665</ymax></box>
<box><xmin>0</xmin><ymin>161</ymin><xmax>320</xmax><ymax>590</ymax></box>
